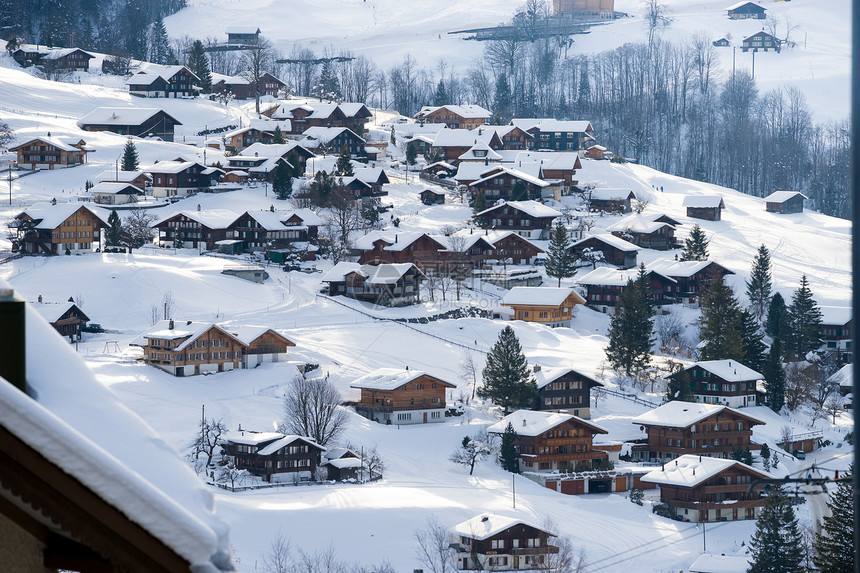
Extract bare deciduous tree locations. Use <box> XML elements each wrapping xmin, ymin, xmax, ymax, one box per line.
<box><xmin>361</xmin><ymin>446</ymin><xmax>385</xmax><ymax>481</ymax></box>
<box><xmin>262</xmin><ymin>532</ymin><xmax>292</xmax><ymax>573</ymax></box>
<box><xmin>460</xmin><ymin>351</ymin><xmax>480</xmax><ymax>401</ymax></box>
<box><xmin>450</xmin><ymin>432</ymin><xmax>493</xmax><ymax>475</ymax></box>
<box><xmin>281</xmin><ymin>375</ymin><xmax>349</xmax><ymax>447</ymax></box>
<box><xmin>240</xmin><ymin>35</ymin><xmax>277</xmax><ymax>116</ymax></box>
<box><xmin>161</xmin><ymin>290</ymin><xmax>176</xmax><ymax>320</ymax></box>
<box><xmin>190</xmin><ymin>417</ymin><xmax>227</xmax><ymax>467</ymax></box>
<box><xmin>539</xmin><ymin>519</ymin><xmax>588</xmax><ymax>573</ymax></box>
<box><xmin>216</xmin><ymin>461</ymin><xmax>247</xmax><ymax>489</ymax></box>
<box><xmin>126</xmin><ymin>208</ymin><xmax>156</xmax><ymax>249</ymax></box>
<box><xmin>414</xmin><ymin>517</ymin><xmax>456</xmax><ymax>573</ymax></box>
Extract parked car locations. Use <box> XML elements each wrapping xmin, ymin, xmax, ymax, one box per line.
<box><xmin>82</xmin><ymin>323</ymin><xmax>104</xmax><ymax>333</ymax></box>
<box><xmin>792</xmin><ymin>450</ymin><xmax>806</xmax><ymax>460</ymax></box>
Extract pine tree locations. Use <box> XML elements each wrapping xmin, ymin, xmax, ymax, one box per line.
<box><xmin>390</xmin><ymin>126</ymin><xmax>396</xmax><ymax>146</ymax></box>
<box><xmin>510</xmin><ymin>180</ymin><xmax>528</xmax><ymax>201</ymax></box>
<box><xmin>759</xmin><ymin>443</ymin><xmax>771</xmax><ymax>471</ymax></box>
<box><xmin>762</xmin><ymin>337</ymin><xmax>785</xmax><ymax>412</ymax></box>
<box><xmin>765</xmin><ymin>292</ymin><xmax>789</xmax><ymax>341</ymax></box>
<box><xmin>149</xmin><ymin>15</ymin><xmax>172</xmax><ymax>64</ymax></box>
<box><xmin>786</xmin><ymin>275</ymin><xmax>823</xmax><ymax>359</ymax></box>
<box><xmin>666</xmin><ymin>368</ymin><xmax>693</xmax><ymax>402</ymax></box>
<box><xmin>680</xmin><ymin>224</ymin><xmax>709</xmax><ymax>261</ymax></box>
<box><xmin>605</xmin><ymin>266</ymin><xmax>655</xmax><ymax>376</ymax></box>
<box><xmin>405</xmin><ymin>141</ymin><xmax>417</xmax><ymax>166</ymax></box>
<box><xmin>813</xmin><ymin>465</ymin><xmax>854</xmax><ymax>573</ymax></box>
<box><xmin>335</xmin><ymin>145</ymin><xmax>354</xmax><ymax>176</ymax></box>
<box><xmin>272</xmin><ymin>125</ymin><xmax>285</xmax><ymax>144</ymax></box>
<box><xmin>499</xmin><ymin>422</ymin><xmax>519</xmax><ymax>473</ymax></box>
<box><xmin>433</xmin><ymin>79</ymin><xmax>448</xmax><ymax>107</ymax></box>
<box><xmin>471</xmin><ymin>190</ymin><xmax>487</xmax><ymax>217</ymax></box>
<box><xmin>493</xmin><ymin>72</ymin><xmax>513</xmax><ymax>124</ymax></box>
<box><xmin>121</xmin><ymin>139</ymin><xmax>139</xmax><ymax>171</ymax></box>
<box><xmin>478</xmin><ymin>326</ymin><xmax>537</xmax><ymax>414</ymax></box>
<box><xmin>746</xmin><ymin>244</ymin><xmax>772</xmax><ymax>322</ymax></box>
<box><xmin>314</xmin><ymin>60</ymin><xmax>341</xmax><ymax>102</ymax></box>
<box><xmin>698</xmin><ymin>279</ymin><xmax>745</xmax><ymax>362</ymax></box>
<box><xmin>187</xmin><ymin>40</ymin><xmax>212</xmax><ymax>94</ymax></box>
<box><xmin>105</xmin><ymin>210</ymin><xmax>123</xmax><ymax>247</ymax></box>
<box><xmin>747</xmin><ymin>487</ymin><xmax>804</xmax><ymax>573</ymax></box>
<box><xmin>545</xmin><ymin>221</ymin><xmax>575</xmax><ymax>287</ymax></box>
<box><xmin>272</xmin><ymin>161</ymin><xmax>293</xmax><ymax>200</ymax></box>
<box><xmin>739</xmin><ymin>308</ymin><xmax>766</xmax><ymax>373</ymax></box>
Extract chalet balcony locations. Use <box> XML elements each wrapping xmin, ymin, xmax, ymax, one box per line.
<box><xmin>668</xmin><ymin>498</ymin><xmax>763</xmax><ymax>511</ymax></box>
<box><xmin>700</xmin><ymin>484</ymin><xmax>765</xmax><ymax>495</ymax></box>
<box><xmin>510</xmin><ymin>546</ymin><xmax>560</xmax><ymax>556</ymax></box>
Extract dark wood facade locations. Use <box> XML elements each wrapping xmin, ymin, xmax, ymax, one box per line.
<box><xmin>11</xmin><ymin>137</ymin><xmax>88</xmax><ymax>170</ymax></box>
<box><xmin>323</xmin><ymin>263</ymin><xmax>425</xmax><ymax>307</ymax></box>
<box><xmin>351</xmin><ymin>371</ymin><xmax>455</xmax><ymax>425</ymax></box>
<box><xmin>728</xmin><ymin>2</ymin><xmax>766</xmax><ymax>19</ymax></box>
<box><xmin>420</xmin><ymin>189</ymin><xmax>445</xmax><ymax>204</ymax></box>
<box><xmin>610</xmin><ymin>224</ymin><xmax>675</xmax><ymax>250</ymax></box>
<box><xmin>469</xmin><ymin>169</ymin><xmax>547</xmax><ymax>202</ymax></box>
<box><xmin>571</xmin><ymin>235</ymin><xmax>638</xmax><ymax>268</ymax></box>
<box><xmin>475</xmin><ymin>202</ymin><xmax>558</xmax><ymax>240</ymax></box>
<box><xmin>742</xmin><ymin>31</ymin><xmax>781</xmax><ymax>52</ymax></box>
<box><xmin>154</xmin><ymin>213</ymin><xmax>228</xmax><ymax>250</ymax></box>
<box><xmin>127</xmin><ymin>66</ymin><xmax>199</xmax><ymax>97</ymax></box>
<box><xmin>451</xmin><ymin>518</ymin><xmax>559</xmax><ymax>571</ymax></box>
<box><xmin>78</xmin><ymin>110</ymin><xmax>181</xmax><ymax>142</ymax></box>
<box><xmin>13</xmin><ymin>205</ymin><xmax>104</xmax><ymax>255</ymax></box>
<box><xmin>486</xmin><ymin>232</ymin><xmax>544</xmax><ymax>265</ymax></box>
<box><xmin>222</xmin><ymin>434</ymin><xmax>324</xmax><ymax>483</ymax></box>
<box><xmin>356</xmin><ymin>234</ymin><xmax>447</xmax><ymax>268</ymax></box>
<box><xmin>41</xmin><ymin>303</ymin><xmax>90</xmax><ymax>341</ymax></box>
<box><xmin>534</xmin><ymin>367</ymin><xmax>603</xmax><ymax>418</ymax></box>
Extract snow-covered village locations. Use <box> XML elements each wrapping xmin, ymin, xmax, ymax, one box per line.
<box><xmin>0</xmin><ymin>0</ymin><xmax>854</xmax><ymax>572</ymax></box>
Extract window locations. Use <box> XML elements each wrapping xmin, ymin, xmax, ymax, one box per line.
<box><xmin>491</xmin><ymin>539</ymin><xmax>505</xmax><ymax>550</ymax></box>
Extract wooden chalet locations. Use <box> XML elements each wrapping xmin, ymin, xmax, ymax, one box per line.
<box><xmin>469</xmin><ymin>166</ymin><xmax>554</xmax><ymax>202</ymax></box>
<box><xmin>683</xmin><ymin>195</ymin><xmax>725</xmax><ymax>221</ymax></box>
<box><xmin>489</xmin><ymin>125</ymin><xmax>534</xmax><ymax>150</ymax></box>
<box><xmin>819</xmin><ymin>306</ymin><xmax>852</xmax><ymax>360</ymax></box>
<box><xmin>570</xmin><ymin>233</ymin><xmax>639</xmax><ymax>268</ymax></box>
<box><xmin>474</xmin><ymin>200</ymin><xmax>561</xmax><ymax>240</ymax></box>
<box><xmin>212</xmin><ymin>72</ymin><xmax>286</xmax><ymax>99</ymax></box>
<box><xmin>350</xmin><ymin>167</ymin><xmax>390</xmax><ymax>197</ymax></box>
<box><xmin>420</xmin><ymin>188</ymin><xmax>446</xmax><ymax>205</ymax></box>
<box><xmin>584</xmin><ymin>144</ymin><xmax>612</xmax><ymax>160</ymax></box>
<box><xmin>450</xmin><ymin>514</ymin><xmax>559</xmax><ymax>571</ymax></box>
<box><xmin>501</xmin><ymin>287</ymin><xmax>586</xmax><ymax>328</ymax></box>
<box><xmin>222</xmin><ymin>123</ymin><xmax>289</xmax><ymax>151</ymax></box>
<box><xmin>12</xmin><ymin>44</ymin><xmax>94</xmax><ymax>71</ymax></box>
<box><xmin>90</xmin><ymin>182</ymin><xmax>141</xmax><ymax>205</ymax></box>
<box><xmin>437</xmin><ymin>232</ymin><xmax>497</xmax><ymax>270</ymax></box>
<box><xmin>589</xmin><ymin>188</ymin><xmax>636</xmax><ymax>214</ymax></box>
<box><xmin>431</xmin><ymin>127</ymin><xmax>504</xmax><ymax>162</ymax></box>
<box><xmin>487</xmin><ymin>410</ymin><xmax>609</xmax><ymax>472</ymax></box>
<box><xmin>126</xmin><ymin>65</ymin><xmax>199</xmax><ymax>98</ymax></box>
<box><xmin>511</xmin><ymin>151</ymin><xmax>583</xmax><ymax>193</ymax></box>
<box><xmin>234</xmin><ymin>141</ymin><xmax>315</xmax><ymax>177</ymax></box>
<box><xmin>322</xmin><ymin>262</ymin><xmax>425</xmax><ymax>306</ymax></box>
<box><xmin>522</xmin><ymin>119</ymin><xmax>595</xmax><ymax>151</ymax></box>
<box><xmin>632</xmin><ymin>401</ymin><xmax>765</xmax><ymax>462</ymax></box>
<box><xmin>153</xmin><ymin>209</ymin><xmax>237</xmax><ymax>250</ymax></box>
<box><xmin>350</xmin><ymin>368</ymin><xmax>455</xmax><ymax>424</ymax></box>
<box><xmin>10</xmin><ymin>136</ymin><xmax>89</xmax><ymax>170</ymax></box>
<box><xmin>96</xmin><ymin>169</ymin><xmax>151</xmax><ymax>190</ymax></box>
<box><xmin>225</xmin><ymin>155</ymin><xmax>288</xmax><ymax>182</ymax></box>
<box><xmin>147</xmin><ymin>161</ymin><xmax>222</xmax><ymax>197</ymax></box>
<box><xmin>483</xmin><ymin>230</ymin><xmax>545</xmax><ymax>265</ymax></box>
<box><xmin>130</xmin><ymin>319</ymin><xmax>295</xmax><ymax>376</ymax></box>
<box><xmin>299</xmin><ymin>126</ymin><xmax>366</xmax><ymax>158</ymax></box>
<box><xmin>265</xmin><ymin>102</ymin><xmax>372</xmax><ymax>135</ymax></box>
<box><xmin>764</xmin><ymin>191</ymin><xmax>807</xmax><ymax>214</ymax></box>
<box><xmin>713</xmin><ymin>38</ymin><xmax>731</xmax><ymax>47</ymax></box>
<box><xmin>321</xmin><ymin>448</ymin><xmax>364</xmax><ymax>481</ymax></box>
<box><xmin>608</xmin><ymin>214</ymin><xmax>677</xmax><ymax>250</ymax></box>
<box><xmin>742</xmin><ymin>31</ymin><xmax>781</xmax><ymax>53</ymax></box>
<box><xmin>532</xmin><ymin>365</ymin><xmax>603</xmax><ymax>419</ymax></box>
<box><xmin>414</xmin><ymin>104</ymin><xmax>492</xmax><ymax>130</ymax></box>
<box><xmin>458</xmin><ymin>141</ymin><xmax>503</xmax><ymax>163</ymax></box>
<box><xmin>353</xmin><ymin>230</ymin><xmax>447</xmax><ymax>269</ymax></box>
<box><xmin>575</xmin><ymin>266</ymin><xmax>677</xmax><ymax>314</ymax></box>
<box><xmin>32</xmin><ymin>299</ymin><xmax>90</xmax><ymax>342</ymax></box>
<box><xmin>221</xmin><ymin>430</ymin><xmax>324</xmax><ymax>483</ymax></box>
<box><xmin>77</xmin><ymin>107</ymin><xmax>182</xmax><ymax>142</ymax></box>
<box><xmin>12</xmin><ymin>202</ymin><xmax>108</xmax><ymax>255</ymax></box>
<box><xmin>226</xmin><ymin>26</ymin><xmax>260</xmax><ymax>44</ymax></box>
<box><xmin>669</xmin><ymin>360</ymin><xmax>764</xmax><ymax>408</ymax></box>
<box><xmin>648</xmin><ymin>259</ymin><xmax>734</xmax><ymax>305</ymax></box>
<box><xmin>727</xmin><ymin>1</ymin><xmax>766</xmax><ymax>19</ymax></box>
<box><xmin>225</xmin><ymin>208</ymin><xmax>321</xmax><ymax>256</ymax></box>
<box><xmin>554</xmin><ymin>0</ymin><xmax>615</xmax><ymax>18</ymax></box>
<box><xmin>642</xmin><ymin>455</ymin><xmax>771</xmax><ymax>522</ymax></box>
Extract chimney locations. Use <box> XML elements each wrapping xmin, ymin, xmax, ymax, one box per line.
<box><xmin>533</xmin><ymin>365</ymin><xmax>541</xmax><ymax>373</ymax></box>
<box><xmin>692</xmin><ymin>469</ymin><xmax>695</xmax><ymax>476</ymax></box>
<box><xmin>522</xmin><ymin>418</ymin><xmax>527</xmax><ymax>427</ymax></box>
<box><xmin>661</xmin><ymin>463</ymin><xmax>664</xmax><ymax>472</ymax></box>
<box><xmin>270</xmin><ymin>204</ymin><xmax>275</xmax><ymax>212</ymax></box>
<box><xmin>169</xmin><ymin>319</ymin><xmax>174</xmax><ymax>330</ymax></box>
<box><xmin>37</xmin><ymin>295</ymin><xmax>42</xmax><ymax>303</ymax></box>
<box><xmin>482</xmin><ymin>516</ymin><xmax>489</xmax><ymax>522</ymax></box>
<box><xmin>0</xmin><ymin>289</ymin><xmax>26</xmax><ymax>393</ymax></box>
<box><xmin>405</xmin><ymin>365</ymin><xmax>409</xmax><ymax>370</ymax></box>
<box><xmin>197</xmin><ymin>204</ymin><xmax>201</xmax><ymax>211</ymax></box>
<box><xmin>187</xmin><ymin>320</ymin><xmax>192</xmax><ymax>325</ymax></box>
<box><xmin>395</xmin><ymin>234</ymin><xmax>398</xmax><ymax>243</ymax></box>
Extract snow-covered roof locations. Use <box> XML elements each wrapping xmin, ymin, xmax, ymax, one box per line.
<box><xmin>454</xmin><ymin>162</ymin><xmax>498</xmax><ymax>182</ymax></box>
<box><xmin>418</xmin><ymin>104</ymin><xmax>492</xmax><ymax>119</ymax></box>
<box><xmin>686</xmin><ymin>360</ymin><xmax>764</xmax><ymax>382</ymax></box>
<box><xmin>153</xmin><ymin>209</ymin><xmax>239</xmax><ymax>230</ymax></box>
<box><xmin>324</xmin><ymin>447</ymin><xmax>357</xmax><ymax>461</ymax></box>
<box><xmin>225</xmin><ymin>26</ymin><xmax>260</xmax><ymax>34</ymax></box>
<box><xmin>228</xmin><ymin>325</ymin><xmax>294</xmax><ymax>347</ymax></box>
<box><xmin>77</xmin><ymin>107</ymin><xmax>179</xmax><ymax>127</ymax></box>
<box><xmin>726</xmin><ymin>1</ymin><xmax>764</xmax><ymax>11</ymax></box>
<box><xmin>511</xmin><ymin>151</ymin><xmax>581</xmax><ymax>171</ymax></box>
<box><xmin>470</xmin><ymin>165</ymin><xmax>550</xmax><ymax>188</ymax></box>
<box><xmin>641</xmin><ymin>454</ymin><xmax>770</xmax><ymax>488</ymax></box>
<box><xmin>487</xmin><ymin>409</ymin><xmax>607</xmax><ymax>437</ymax></box>
<box><xmin>349</xmin><ymin>367</ymin><xmax>453</xmax><ymax>390</ymax></box>
<box><xmin>353</xmin><ymin>230</ymin><xmax>444</xmax><ymax>252</ymax></box>
<box><xmin>241</xmin><ymin>141</ymin><xmax>313</xmax><ymax>159</ymax></box>
<box><xmin>325</xmin><ymin>456</ymin><xmax>362</xmax><ymax>469</ymax></box>
<box><xmin>353</xmin><ymin>167</ymin><xmax>388</xmax><ymax>184</ymax></box>
<box><xmin>30</xmin><ymin>301</ymin><xmax>79</xmax><ymax>323</ymax></box>
<box><xmin>432</xmin><ymin>127</ymin><xmax>497</xmax><ymax>148</ymax></box>
<box><xmin>89</xmin><ymin>182</ymin><xmax>140</xmax><ymax>195</ymax></box>
<box><xmin>10</xmin><ymin>135</ymin><xmax>83</xmax><ymax>153</ymax></box>
<box><xmin>146</xmin><ymin>160</ymin><xmax>206</xmax><ymax>175</ymax></box>
<box><xmin>322</xmin><ymin>262</ymin><xmax>422</xmax><ymax>284</ymax></box>
<box><xmin>819</xmin><ymin>305</ymin><xmax>851</xmax><ymax>325</ymax></box>
<box><xmin>689</xmin><ymin>553</ymin><xmax>751</xmax><ymax>573</ymax></box>
<box><xmin>451</xmin><ymin>514</ymin><xmax>552</xmax><ymax>540</ymax></box>
<box><xmin>764</xmin><ymin>191</ymin><xmax>808</xmax><ymax>203</ymax></box>
<box><xmin>223</xmin><ymin>431</ymin><xmax>283</xmax><ymax>446</ymax></box>
<box><xmin>502</xmin><ymin>287</ymin><xmax>584</xmax><ymax>307</ymax></box>
<box><xmin>828</xmin><ymin>363</ymin><xmax>852</xmax><ymax>388</ymax></box>
<box><xmin>632</xmin><ymin>401</ymin><xmax>764</xmax><ymax>428</ymax></box>
<box><xmin>481</xmin><ymin>230</ymin><xmax>545</xmax><ymax>252</ymax></box>
<box><xmin>300</xmin><ymin>126</ymin><xmax>364</xmax><ymax>146</ymax></box>
<box><xmin>128</xmin><ymin>64</ymin><xmax>199</xmax><ymax>85</ymax></box>
<box><xmin>477</xmin><ymin>200</ymin><xmax>561</xmax><ymax>219</ymax></box>
<box><xmin>15</xmin><ymin>44</ymin><xmax>94</xmax><ymax>60</ymax></box>
<box><xmin>682</xmin><ymin>195</ymin><xmax>725</xmax><ymax>209</ymax></box>
<box><xmin>591</xmin><ymin>188</ymin><xmax>637</xmax><ymax>201</ymax></box>
<box><xmin>17</xmin><ymin>202</ymin><xmax>110</xmax><ymax>229</ymax></box>
<box><xmin>4</xmin><ymin>299</ymin><xmax>234</xmax><ymax>570</ymax></box>
<box><xmin>257</xmin><ymin>435</ymin><xmax>324</xmax><ymax>456</ymax></box>
<box><xmin>576</xmin><ymin>266</ymin><xmax>674</xmax><ymax>287</ymax></box>
<box><xmin>532</xmin><ymin>367</ymin><xmax>602</xmax><ymax>390</ymax></box>
<box><xmin>572</xmin><ymin>233</ymin><xmax>640</xmax><ymax>253</ymax></box>
<box><xmin>647</xmin><ymin>259</ymin><xmax>730</xmax><ymax>278</ymax></box>
<box><xmin>458</xmin><ymin>142</ymin><xmax>503</xmax><ymax>161</ymax></box>
<box><xmin>96</xmin><ymin>169</ymin><xmax>151</xmax><ymax>183</ymax></box>
<box><xmin>526</xmin><ymin>119</ymin><xmax>594</xmax><ymax>133</ymax></box>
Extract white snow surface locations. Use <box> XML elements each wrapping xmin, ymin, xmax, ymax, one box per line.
<box><xmin>641</xmin><ymin>454</ymin><xmax>770</xmax><ymax>488</ymax></box>
<box><xmin>632</xmin><ymin>401</ymin><xmax>764</xmax><ymax>429</ymax></box>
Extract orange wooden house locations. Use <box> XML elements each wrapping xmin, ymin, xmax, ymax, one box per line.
<box><xmin>501</xmin><ymin>287</ymin><xmax>586</xmax><ymax>327</ymax></box>
<box><xmin>350</xmin><ymin>368</ymin><xmax>455</xmax><ymax>424</ymax></box>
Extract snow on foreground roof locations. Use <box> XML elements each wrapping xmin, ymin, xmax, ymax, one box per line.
<box><xmin>688</xmin><ymin>359</ymin><xmax>763</xmax><ymax>381</ymax></box>
<box><xmin>689</xmin><ymin>553</ymin><xmax>751</xmax><ymax>573</ymax></box>
<box><xmin>487</xmin><ymin>410</ymin><xmax>608</xmax><ymax>437</ymax></box>
<box><xmin>77</xmin><ymin>107</ymin><xmax>179</xmax><ymax>126</ymax></box>
<box><xmin>571</xmin><ymin>232</ymin><xmax>640</xmax><ymax>252</ymax></box>
<box><xmin>819</xmin><ymin>305</ymin><xmax>851</xmax><ymax>325</ymax></box>
<box><xmin>641</xmin><ymin>454</ymin><xmax>770</xmax><ymax>488</ymax></box>
<box><xmin>451</xmin><ymin>514</ymin><xmax>553</xmax><ymax>540</ymax></box>
<box><xmin>4</xmin><ymin>299</ymin><xmax>233</xmax><ymax>571</ymax></box>
<box><xmin>828</xmin><ymin>363</ymin><xmax>852</xmax><ymax>388</ymax></box>
<box><xmin>682</xmin><ymin>195</ymin><xmax>725</xmax><ymax>209</ymax></box>
<box><xmin>532</xmin><ymin>366</ymin><xmax>602</xmax><ymax>390</ymax></box>
<box><xmin>349</xmin><ymin>367</ymin><xmax>454</xmax><ymax>390</ymax></box>
<box><xmin>764</xmin><ymin>190</ymin><xmax>808</xmax><ymax>203</ymax></box>
<box><xmin>18</xmin><ymin>202</ymin><xmax>110</xmax><ymax>228</ymax></box>
<box><xmin>501</xmin><ymin>287</ymin><xmax>584</xmax><ymax>307</ymax></box>
<box><xmin>30</xmin><ymin>301</ymin><xmax>79</xmax><ymax>323</ymax></box>
<box><xmin>477</xmin><ymin>200</ymin><xmax>562</xmax><ymax>219</ymax></box>
<box><xmin>632</xmin><ymin>401</ymin><xmax>764</xmax><ymax>428</ymax></box>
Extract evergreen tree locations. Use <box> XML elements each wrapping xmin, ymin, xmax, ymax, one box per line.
<box><xmin>105</xmin><ymin>210</ymin><xmax>123</xmax><ymax>247</ymax></box>
<box><xmin>471</xmin><ymin>190</ymin><xmax>487</xmax><ymax>217</ymax></box>
<box><xmin>149</xmin><ymin>15</ymin><xmax>172</xmax><ymax>64</ymax></box>
<box><xmin>335</xmin><ymin>145</ymin><xmax>354</xmax><ymax>176</ymax></box>
<box><xmin>121</xmin><ymin>139</ymin><xmax>139</xmax><ymax>171</ymax></box>
<box><xmin>478</xmin><ymin>326</ymin><xmax>538</xmax><ymax>414</ymax></box>
<box><xmin>187</xmin><ymin>40</ymin><xmax>212</xmax><ymax>94</ymax></box>
<box><xmin>433</xmin><ymin>79</ymin><xmax>448</xmax><ymax>107</ymax></box>
<box><xmin>813</xmin><ymin>465</ymin><xmax>854</xmax><ymax>573</ymax></box>
<box><xmin>698</xmin><ymin>279</ymin><xmax>745</xmax><ymax>362</ymax></box>
<box><xmin>545</xmin><ymin>221</ymin><xmax>575</xmax><ymax>287</ymax></box>
<box><xmin>272</xmin><ymin>161</ymin><xmax>293</xmax><ymax>200</ymax></box>
<box><xmin>499</xmin><ymin>422</ymin><xmax>519</xmax><ymax>473</ymax></box>
<box><xmin>493</xmin><ymin>72</ymin><xmax>513</xmax><ymax>124</ymax></box>
<box><xmin>605</xmin><ymin>266</ymin><xmax>655</xmax><ymax>376</ymax></box>
<box><xmin>762</xmin><ymin>337</ymin><xmax>785</xmax><ymax>412</ymax></box>
<box><xmin>759</xmin><ymin>443</ymin><xmax>771</xmax><ymax>471</ymax></box>
<box><xmin>666</xmin><ymin>368</ymin><xmax>693</xmax><ymax>402</ymax></box>
<box><xmin>577</xmin><ymin>66</ymin><xmax>590</xmax><ymax>108</ymax></box>
<box><xmin>272</xmin><ymin>125</ymin><xmax>285</xmax><ymax>144</ymax></box>
<box><xmin>390</xmin><ymin>126</ymin><xmax>396</xmax><ymax>146</ymax></box>
<box><xmin>510</xmin><ymin>180</ymin><xmax>528</xmax><ymax>201</ymax></box>
<box><xmin>405</xmin><ymin>141</ymin><xmax>417</xmax><ymax>166</ymax></box>
<box><xmin>740</xmin><ymin>308</ymin><xmax>767</xmax><ymax>373</ymax></box>
<box><xmin>747</xmin><ymin>487</ymin><xmax>804</xmax><ymax>573</ymax></box>
<box><xmin>314</xmin><ymin>60</ymin><xmax>341</xmax><ymax>102</ymax></box>
<box><xmin>680</xmin><ymin>224</ymin><xmax>709</xmax><ymax>261</ymax></box>
<box><xmin>765</xmin><ymin>292</ymin><xmax>789</xmax><ymax>341</ymax></box>
<box><xmin>746</xmin><ymin>244</ymin><xmax>772</xmax><ymax>322</ymax></box>
<box><xmin>786</xmin><ymin>275</ymin><xmax>823</xmax><ymax>359</ymax></box>
<box><xmin>309</xmin><ymin>170</ymin><xmax>336</xmax><ymax>207</ymax></box>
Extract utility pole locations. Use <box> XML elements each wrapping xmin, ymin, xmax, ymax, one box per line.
<box><xmin>8</xmin><ymin>162</ymin><xmax>11</xmax><ymax>205</ymax></box>
<box><xmin>512</xmin><ymin>474</ymin><xmax>516</xmax><ymax>509</ymax></box>
<box><xmin>751</xmin><ymin>50</ymin><xmax>755</xmax><ymax>80</ymax></box>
